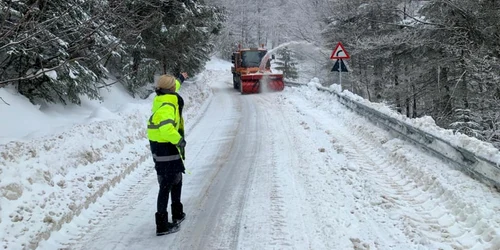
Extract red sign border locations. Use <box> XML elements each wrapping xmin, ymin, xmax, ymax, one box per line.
<box><xmin>330</xmin><ymin>42</ymin><xmax>350</xmax><ymax>59</ymax></box>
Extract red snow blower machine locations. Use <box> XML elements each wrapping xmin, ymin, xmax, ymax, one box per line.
<box><xmin>231</xmin><ymin>44</ymin><xmax>284</xmax><ymax>94</ymax></box>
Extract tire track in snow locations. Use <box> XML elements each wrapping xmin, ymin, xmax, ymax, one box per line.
<box><xmin>269</xmin><ymin>165</ymin><xmax>291</xmax><ymax>247</ymax></box>
<box><xmin>347</xmin><ymin>125</ymin><xmax>500</xmax><ymax>248</ymax></box>
<box><xmin>261</xmin><ymin>95</ymin><xmax>294</xmax><ymax>248</ymax></box>
<box><xmin>37</xmin><ymin>161</ymin><xmax>158</xmax><ymax>250</ymax></box>
<box><xmin>285</xmin><ymin>88</ymin><xmax>500</xmax><ymax>249</ymax></box>
<box><xmin>271</xmin><ymin>95</ymin><xmax>369</xmax><ymax>249</ymax></box>
<box><xmin>211</xmin><ymin>94</ymin><xmax>261</xmax><ymax>250</ymax></box>
<box><xmin>236</xmin><ymin>94</ymin><xmax>311</xmax><ymax>250</ymax></box>
<box><xmin>328</xmin><ymin>117</ymin><xmax>499</xmax><ymax>249</ymax></box>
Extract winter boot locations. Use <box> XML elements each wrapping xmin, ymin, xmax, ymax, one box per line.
<box><xmin>155</xmin><ymin>212</ymin><xmax>180</xmax><ymax>236</ymax></box>
<box><xmin>171</xmin><ymin>203</ymin><xmax>186</xmax><ymax>224</ymax></box>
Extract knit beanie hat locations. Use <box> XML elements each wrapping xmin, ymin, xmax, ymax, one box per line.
<box><xmin>157</xmin><ymin>74</ymin><xmax>176</xmax><ymax>90</ymax></box>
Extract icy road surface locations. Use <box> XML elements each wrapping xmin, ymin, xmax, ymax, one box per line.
<box><xmin>39</xmin><ymin>66</ymin><xmax>500</xmax><ymax>250</ymax></box>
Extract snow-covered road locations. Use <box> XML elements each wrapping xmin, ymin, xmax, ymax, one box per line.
<box><xmin>29</xmin><ymin>59</ymin><xmax>500</xmax><ymax>250</ymax></box>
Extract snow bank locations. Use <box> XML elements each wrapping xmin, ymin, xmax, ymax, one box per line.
<box><xmin>0</xmin><ymin>70</ymin><xmax>213</xmax><ymax>249</ymax></box>
<box><xmin>0</xmin><ymin>83</ymin><xmax>138</xmax><ymax>145</ymax></box>
<box><xmin>301</xmin><ymin>81</ymin><xmax>500</xmax><ymax>165</ymax></box>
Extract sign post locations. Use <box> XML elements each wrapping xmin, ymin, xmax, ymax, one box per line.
<box><xmin>330</xmin><ymin>42</ymin><xmax>350</xmax><ymax>90</ymax></box>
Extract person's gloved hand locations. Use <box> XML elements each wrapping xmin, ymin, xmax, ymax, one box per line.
<box><xmin>177</xmin><ymin>138</ymin><xmax>186</xmax><ymax>148</ymax></box>
<box><xmin>178</xmin><ymin>72</ymin><xmax>189</xmax><ymax>83</ymax></box>
<box><xmin>177</xmin><ymin>138</ymin><xmax>186</xmax><ymax>159</ymax></box>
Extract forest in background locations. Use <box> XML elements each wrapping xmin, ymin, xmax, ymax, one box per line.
<box><xmin>0</xmin><ymin>0</ymin><xmax>224</xmax><ymax>103</ymax></box>
<box><xmin>1</xmin><ymin>0</ymin><xmax>499</xmax><ymax>147</ymax></box>
<box><xmin>209</xmin><ymin>0</ymin><xmax>500</xmax><ymax>148</ymax></box>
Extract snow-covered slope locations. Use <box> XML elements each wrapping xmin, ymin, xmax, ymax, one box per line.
<box><xmin>0</xmin><ymin>61</ymin><xmax>220</xmax><ymax>249</ymax></box>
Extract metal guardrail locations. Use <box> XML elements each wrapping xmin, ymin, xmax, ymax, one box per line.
<box><xmin>284</xmin><ymin>81</ymin><xmax>500</xmax><ymax>190</ymax></box>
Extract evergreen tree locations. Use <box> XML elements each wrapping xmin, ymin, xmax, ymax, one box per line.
<box><xmin>274</xmin><ymin>47</ymin><xmax>299</xmax><ymax>80</ymax></box>
<box><xmin>318</xmin><ymin>0</ymin><xmax>500</xmax><ymax>147</ymax></box>
<box><xmin>0</xmin><ymin>0</ymin><xmax>110</xmax><ymax>104</ymax></box>
<box><xmin>0</xmin><ymin>0</ymin><xmax>225</xmax><ymax>104</ymax></box>
<box><xmin>141</xmin><ymin>0</ymin><xmax>224</xmax><ymax>74</ymax></box>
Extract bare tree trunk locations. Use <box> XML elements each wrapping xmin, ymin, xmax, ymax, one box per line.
<box><xmin>373</xmin><ymin>58</ymin><xmax>383</xmax><ymax>101</ymax></box>
<box><xmin>412</xmin><ymin>83</ymin><xmax>417</xmax><ymax>118</ymax></box>
<box><xmin>393</xmin><ymin>56</ymin><xmax>402</xmax><ymax>114</ymax></box>
<box><xmin>257</xmin><ymin>4</ymin><xmax>261</xmax><ymax>45</ymax></box>
<box><xmin>439</xmin><ymin>66</ymin><xmax>451</xmax><ymax>118</ymax></box>
<box><xmin>462</xmin><ymin>72</ymin><xmax>469</xmax><ymax>122</ymax></box>
<box><xmin>132</xmin><ymin>49</ymin><xmax>141</xmax><ymax>77</ymax></box>
<box><xmin>162</xmin><ymin>55</ymin><xmax>167</xmax><ymax>74</ymax></box>
<box><xmin>406</xmin><ymin>94</ymin><xmax>411</xmax><ymax>118</ymax></box>
<box><xmin>363</xmin><ymin>58</ymin><xmax>371</xmax><ymax>101</ymax></box>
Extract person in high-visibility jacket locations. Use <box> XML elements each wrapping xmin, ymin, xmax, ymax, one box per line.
<box><xmin>148</xmin><ymin>74</ymin><xmax>187</xmax><ymax>236</ymax></box>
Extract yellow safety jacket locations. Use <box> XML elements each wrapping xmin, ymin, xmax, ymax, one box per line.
<box><xmin>147</xmin><ymin>90</ymin><xmax>185</xmax><ymax>174</ymax></box>
<box><xmin>175</xmin><ymin>73</ymin><xmax>187</xmax><ymax>92</ymax></box>
<box><xmin>147</xmin><ymin>93</ymin><xmax>183</xmax><ymax>144</ymax></box>
<box><xmin>175</xmin><ymin>79</ymin><xmax>181</xmax><ymax>92</ymax></box>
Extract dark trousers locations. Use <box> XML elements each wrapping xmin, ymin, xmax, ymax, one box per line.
<box><xmin>157</xmin><ymin>172</ymin><xmax>183</xmax><ymax>213</ymax></box>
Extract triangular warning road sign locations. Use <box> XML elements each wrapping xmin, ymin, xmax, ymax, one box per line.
<box><xmin>331</xmin><ymin>59</ymin><xmax>349</xmax><ymax>72</ymax></box>
<box><xmin>330</xmin><ymin>42</ymin><xmax>350</xmax><ymax>59</ymax></box>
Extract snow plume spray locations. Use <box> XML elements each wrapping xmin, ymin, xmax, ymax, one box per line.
<box><xmin>258</xmin><ymin>41</ymin><xmax>326</xmax><ymax>92</ymax></box>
